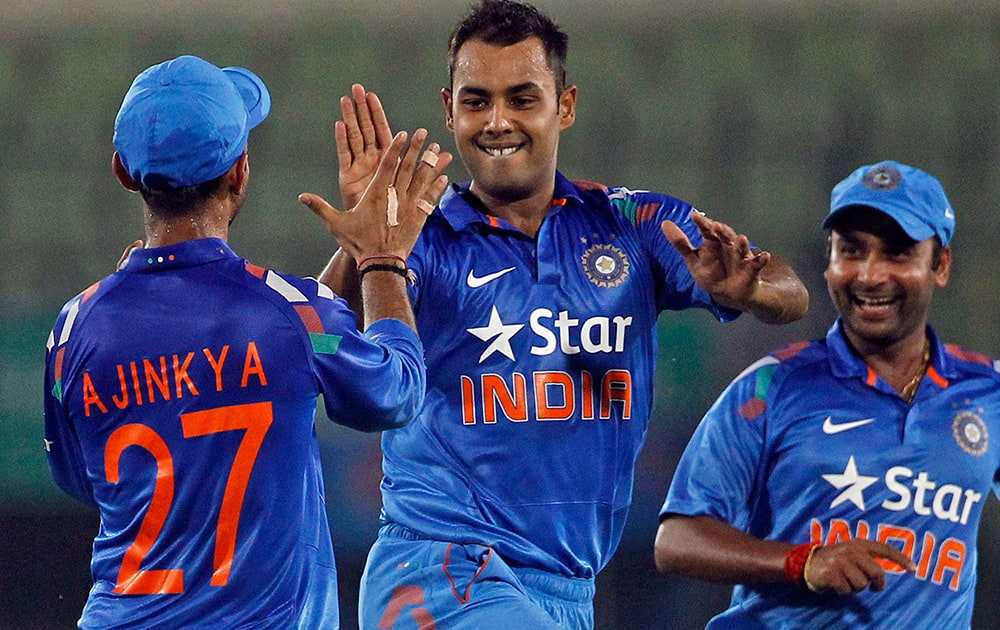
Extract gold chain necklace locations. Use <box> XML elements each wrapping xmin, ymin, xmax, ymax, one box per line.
<box><xmin>900</xmin><ymin>341</ymin><xmax>931</xmax><ymax>404</ymax></box>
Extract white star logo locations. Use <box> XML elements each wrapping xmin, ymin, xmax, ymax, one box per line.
<box><xmin>467</xmin><ymin>305</ymin><xmax>523</xmax><ymax>363</ymax></box>
<box><xmin>822</xmin><ymin>456</ymin><xmax>879</xmax><ymax>510</ymax></box>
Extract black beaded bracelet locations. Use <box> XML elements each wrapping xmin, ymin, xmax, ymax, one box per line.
<box><xmin>358</xmin><ymin>263</ymin><xmax>409</xmax><ymax>281</ymax></box>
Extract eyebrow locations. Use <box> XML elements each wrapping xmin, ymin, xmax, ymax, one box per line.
<box><xmin>456</xmin><ymin>82</ymin><xmax>543</xmax><ymax>98</ymax></box>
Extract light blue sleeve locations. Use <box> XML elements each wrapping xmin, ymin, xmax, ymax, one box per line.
<box><xmin>660</xmin><ymin>356</ymin><xmax>779</xmax><ymax>528</ymax></box>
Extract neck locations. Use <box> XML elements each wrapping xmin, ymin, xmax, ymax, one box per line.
<box><xmin>470</xmin><ymin>181</ymin><xmax>556</xmax><ymax>239</ymax></box>
<box><xmin>847</xmin><ymin>328</ymin><xmax>930</xmax><ymax>401</ymax></box>
<box><xmin>143</xmin><ymin>206</ymin><xmax>231</xmax><ymax>248</ymax></box>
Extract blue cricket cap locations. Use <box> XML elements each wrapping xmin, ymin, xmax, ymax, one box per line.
<box><xmin>113</xmin><ymin>55</ymin><xmax>271</xmax><ymax>189</ymax></box>
<box><xmin>824</xmin><ymin>160</ymin><xmax>954</xmax><ymax>245</ymax></box>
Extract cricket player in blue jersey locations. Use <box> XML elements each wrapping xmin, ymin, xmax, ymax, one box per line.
<box><xmin>656</xmin><ymin>160</ymin><xmax>1000</xmax><ymax>629</ymax></box>
<box><xmin>317</xmin><ymin>2</ymin><xmax>808</xmax><ymax>627</ymax></box>
<box><xmin>42</xmin><ymin>55</ymin><xmax>452</xmax><ymax>628</ymax></box>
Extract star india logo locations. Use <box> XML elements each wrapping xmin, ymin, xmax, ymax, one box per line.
<box><xmin>952</xmin><ymin>410</ymin><xmax>988</xmax><ymax>456</ymax></box>
<box><xmin>582</xmin><ymin>244</ymin><xmax>629</xmax><ymax>288</ymax></box>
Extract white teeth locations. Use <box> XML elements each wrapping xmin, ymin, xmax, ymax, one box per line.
<box><xmin>856</xmin><ymin>296</ymin><xmax>893</xmax><ymax>306</ymax></box>
<box><xmin>485</xmin><ymin>146</ymin><xmax>518</xmax><ymax>156</ymax></box>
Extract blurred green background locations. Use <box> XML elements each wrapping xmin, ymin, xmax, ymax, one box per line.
<box><xmin>3</xmin><ymin>1</ymin><xmax>999</xmax><ymax>627</ymax></box>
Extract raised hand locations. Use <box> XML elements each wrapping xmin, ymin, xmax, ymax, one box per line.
<box><xmin>300</xmin><ymin>128</ymin><xmax>452</xmax><ymax>263</ymax></box>
<box><xmin>662</xmin><ymin>211</ymin><xmax>772</xmax><ymax>311</ymax></box>
<box><xmin>336</xmin><ymin>84</ymin><xmax>395</xmax><ymax>210</ymax></box>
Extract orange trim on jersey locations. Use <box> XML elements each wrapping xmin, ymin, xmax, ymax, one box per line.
<box><xmin>944</xmin><ymin>343</ymin><xmax>992</xmax><ymax>366</ymax></box>
<box><xmin>294</xmin><ymin>305</ymin><xmax>324</xmax><ymax>334</ymax></box>
<box><xmin>773</xmin><ymin>341</ymin><xmax>810</xmax><ymax>361</ymax></box>
<box><xmin>484</xmin><ymin>215</ymin><xmax>500</xmax><ymax>228</ymax></box>
<box><xmin>81</xmin><ymin>281</ymin><xmax>101</xmax><ymax>304</ymax></box>
<box><xmin>926</xmin><ymin>365</ymin><xmax>949</xmax><ymax>389</ymax></box>
<box><xmin>571</xmin><ymin>179</ymin><xmax>609</xmax><ymax>192</ymax></box>
<box><xmin>54</xmin><ymin>347</ymin><xmax>66</xmax><ymax>381</ymax></box>
<box><xmin>865</xmin><ymin>366</ymin><xmax>878</xmax><ymax>387</ymax></box>
<box><xmin>244</xmin><ymin>263</ymin><xmax>266</xmax><ymax>279</ymax></box>
<box><xmin>739</xmin><ymin>397</ymin><xmax>766</xmax><ymax>420</ymax></box>
<box><xmin>636</xmin><ymin>202</ymin><xmax>661</xmax><ymax>224</ymax></box>
<box><xmin>551</xmin><ymin>197</ymin><xmax>568</xmax><ymax>207</ymax></box>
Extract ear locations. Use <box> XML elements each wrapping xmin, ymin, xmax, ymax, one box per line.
<box><xmin>934</xmin><ymin>245</ymin><xmax>952</xmax><ymax>287</ymax></box>
<box><xmin>441</xmin><ymin>87</ymin><xmax>455</xmax><ymax>131</ymax></box>
<box><xmin>112</xmin><ymin>152</ymin><xmax>141</xmax><ymax>192</ymax></box>
<box><xmin>558</xmin><ymin>84</ymin><xmax>577</xmax><ymax>131</ymax></box>
<box><xmin>225</xmin><ymin>152</ymin><xmax>250</xmax><ymax>197</ymax></box>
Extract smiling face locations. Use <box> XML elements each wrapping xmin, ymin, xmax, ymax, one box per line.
<box><xmin>442</xmin><ymin>36</ymin><xmax>576</xmax><ymax>206</ymax></box>
<box><xmin>824</xmin><ymin>209</ymin><xmax>951</xmax><ymax>355</ymax></box>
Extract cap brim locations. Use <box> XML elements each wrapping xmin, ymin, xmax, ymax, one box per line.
<box><xmin>824</xmin><ymin>203</ymin><xmax>936</xmax><ymax>242</ymax></box>
<box><xmin>223</xmin><ymin>66</ymin><xmax>271</xmax><ymax>129</ymax></box>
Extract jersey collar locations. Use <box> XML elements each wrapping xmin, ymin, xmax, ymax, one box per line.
<box><xmin>826</xmin><ymin>319</ymin><xmax>956</xmax><ymax>388</ymax></box>
<box><xmin>437</xmin><ymin>171</ymin><xmax>585</xmax><ymax>232</ymax></box>
<box><xmin>120</xmin><ymin>237</ymin><xmax>238</xmax><ymax>273</ymax></box>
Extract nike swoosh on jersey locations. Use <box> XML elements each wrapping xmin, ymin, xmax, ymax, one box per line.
<box><xmin>822</xmin><ymin>416</ymin><xmax>876</xmax><ymax>434</ymax></box>
<box><xmin>466</xmin><ymin>267</ymin><xmax>516</xmax><ymax>288</ymax></box>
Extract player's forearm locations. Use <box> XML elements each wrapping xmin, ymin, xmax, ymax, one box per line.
<box><xmin>360</xmin><ymin>269</ymin><xmax>416</xmax><ymax>331</ymax></box>
<box><xmin>744</xmin><ymin>255</ymin><xmax>809</xmax><ymax>324</ymax></box>
<box><xmin>318</xmin><ymin>248</ymin><xmax>362</xmax><ymax>313</ymax></box>
<box><xmin>654</xmin><ymin>514</ymin><xmax>794</xmax><ymax>584</ymax></box>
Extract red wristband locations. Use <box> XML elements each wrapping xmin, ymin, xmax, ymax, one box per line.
<box><xmin>784</xmin><ymin>542</ymin><xmax>821</xmax><ymax>588</ymax></box>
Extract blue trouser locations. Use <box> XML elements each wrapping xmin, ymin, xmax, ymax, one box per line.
<box><xmin>359</xmin><ymin>523</ymin><xmax>595</xmax><ymax>629</ymax></box>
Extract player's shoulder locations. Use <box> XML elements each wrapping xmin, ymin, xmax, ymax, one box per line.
<box><xmin>723</xmin><ymin>340</ymin><xmax>825</xmax><ymax>421</ymax></box>
<box><xmin>730</xmin><ymin>340</ymin><xmax>826</xmax><ymax>391</ymax></box>
<box><xmin>240</xmin><ymin>262</ymin><xmax>341</xmax><ymax>309</ymax></box>
<box><xmin>942</xmin><ymin>343</ymin><xmax>1000</xmax><ymax>382</ymax></box>
<box><xmin>570</xmin><ymin>180</ymin><xmax>694</xmax><ymax>226</ymax></box>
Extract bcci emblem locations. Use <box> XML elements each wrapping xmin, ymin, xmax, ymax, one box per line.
<box><xmin>862</xmin><ymin>165</ymin><xmax>902</xmax><ymax>191</ymax></box>
<box><xmin>582</xmin><ymin>244</ymin><xmax>629</xmax><ymax>288</ymax></box>
<box><xmin>952</xmin><ymin>410</ymin><xmax>989</xmax><ymax>456</ymax></box>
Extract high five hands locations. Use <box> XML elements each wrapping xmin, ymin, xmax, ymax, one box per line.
<box><xmin>299</xmin><ymin>127</ymin><xmax>452</xmax><ymax>263</ymax></box>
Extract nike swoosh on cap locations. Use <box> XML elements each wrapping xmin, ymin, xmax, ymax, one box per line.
<box><xmin>466</xmin><ymin>266</ymin><xmax>516</xmax><ymax>288</ymax></box>
<box><xmin>822</xmin><ymin>416</ymin><xmax>876</xmax><ymax>434</ymax></box>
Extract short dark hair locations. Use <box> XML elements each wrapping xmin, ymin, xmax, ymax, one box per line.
<box><xmin>139</xmin><ymin>173</ymin><xmax>227</xmax><ymax>217</ymax></box>
<box><xmin>448</xmin><ymin>0</ymin><xmax>569</xmax><ymax>93</ymax></box>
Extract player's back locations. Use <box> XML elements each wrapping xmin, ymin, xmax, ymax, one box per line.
<box><xmin>45</xmin><ymin>239</ymin><xmax>341</xmax><ymax>628</ymax></box>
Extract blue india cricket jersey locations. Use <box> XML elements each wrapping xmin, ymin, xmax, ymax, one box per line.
<box><xmin>44</xmin><ymin>238</ymin><xmax>425</xmax><ymax>629</ymax></box>
<box><xmin>379</xmin><ymin>172</ymin><xmax>739</xmax><ymax>579</ymax></box>
<box><xmin>662</xmin><ymin>321</ymin><xmax>1000</xmax><ymax>629</ymax></box>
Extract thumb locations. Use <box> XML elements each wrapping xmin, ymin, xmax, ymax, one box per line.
<box><xmin>298</xmin><ymin>192</ymin><xmax>343</xmax><ymax>218</ymax></box>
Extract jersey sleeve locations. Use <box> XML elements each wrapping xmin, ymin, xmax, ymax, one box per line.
<box><xmin>290</xmin><ymin>275</ymin><xmax>426</xmax><ymax>432</ymax></box>
<box><xmin>659</xmin><ymin>356</ymin><xmax>778</xmax><ymax>527</ymax></box>
<box><xmin>612</xmin><ymin>188</ymin><xmax>742</xmax><ymax>321</ymax></box>
<box><xmin>43</xmin><ymin>298</ymin><xmax>97</xmax><ymax>507</ymax></box>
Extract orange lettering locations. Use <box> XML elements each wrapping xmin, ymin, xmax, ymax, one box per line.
<box><xmin>113</xmin><ymin>364</ymin><xmax>130</xmax><ymax>409</ymax></box>
<box><xmin>483</xmin><ymin>373</ymin><xmax>527</xmax><ymax>423</ymax></box>
<box><xmin>600</xmin><ymin>370</ymin><xmax>631</xmax><ymax>419</ymax></box>
<box><xmin>534</xmin><ymin>372</ymin><xmax>574</xmax><ymax>421</ymax></box>
<box><xmin>932</xmin><ymin>539</ymin><xmax>965</xmax><ymax>591</ymax></box>
<box><xmin>144</xmin><ymin>358</ymin><xmax>171</xmax><ymax>403</ymax></box>
<box><xmin>240</xmin><ymin>342</ymin><xmax>267</xmax><ymax>387</ymax></box>
<box><xmin>173</xmin><ymin>353</ymin><xmax>199</xmax><ymax>398</ymax></box>
<box><xmin>462</xmin><ymin>376</ymin><xmax>476</xmax><ymax>425</ymax></box>
<box><xmin>203</xmin><ymin>346</ymin><xmax>230</xmax><ymax>392</ymax></box>
<box><xmin>581</xmin><ymin>370</ymin><xmax>594</xmax><ymax>420</ymax></box>
<box><xmin>82</xmin><ymin>372</ymin><xmax>109</xmax><ymax>416</ymax></box>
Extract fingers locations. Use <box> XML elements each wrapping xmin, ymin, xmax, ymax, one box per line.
<box><xmin>366</xmin><ymin>90</ymin><xmax>393</xmax><ymax>150</ymax></box>
<box><xmin>661</xmin><ymin>220</ymin><xmax>697</xmax><ymax>258</ymax></box>
<box><xmin>807</xmin><ymin>539</ymin><xmax>915</xmax><ymax>596</ymax></box>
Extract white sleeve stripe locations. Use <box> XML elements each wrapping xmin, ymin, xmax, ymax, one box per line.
<box><xmin>265</xmin><ymin>270</ymin><xmax>308</xmax><ymax>303</ymax></box>
<box><xmin>58</xmin><ymin>300</ymin><xmax>80</xmax><ymax>346</ymax></box>
<box><xmin>732</xmin><ymin>355</ymin><xmax>780</xmax><ymax>384</ymax></box>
